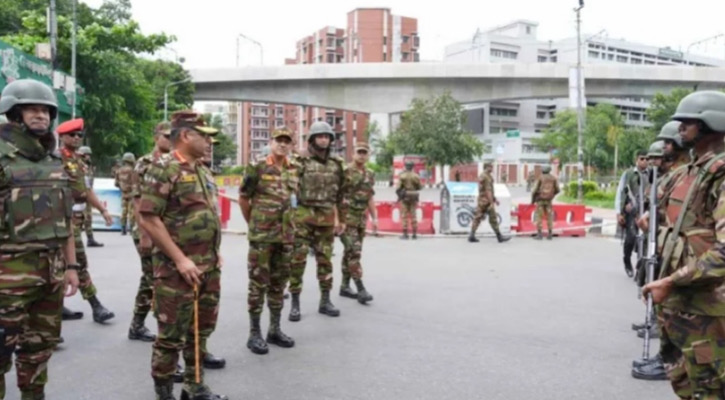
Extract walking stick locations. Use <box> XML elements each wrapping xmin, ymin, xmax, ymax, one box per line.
<box><xmin>194</xmin><ymin>284</ymin><xmax>200</xmax><ymax>384</ymax></box>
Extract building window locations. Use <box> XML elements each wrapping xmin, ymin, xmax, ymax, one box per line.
<box><xmin>550</xmin><ymin>56</ymin><xmax>557</xmax><ymax>62</ymax></box>
<box><xmin>631</xmin><ymin>58</ymin><xmax>642</xmax><ymax>64</ymax></box>
<box><xmin>490</xmin><ymin>49</ymin><xmax>518</xmax><ymax>59</ymax></box>
<box><xmin>327</xmin><ymin>53</ymin><xmax>335</xmax><ymax>63</ymax></box>
<box><xmin>526</xmin><ymin>26</ymin><xmax>531</xmax><ymax>34</ymax></box>
<box><xmin>383</xmin><ymin>53</ymin><xmax>387</xmax><ymax>61</ymax></box>
<box><xmin>402</xmin><ymin>35</ymin><xmax>409</xmax><ymax>43</ymax></box>
<box><xmin>616</xmin><ymin>55</ymin><xmax>628</xmax><ymax>63</ymax></box>
<box><xmin>414</xmin><ymin>53</ymin><xmax>420</xmax><ymax>62</ymax></box>
<box><xmin>536</xmin><ymin>111</ymin><xmax>547</xmax><ymax>119</ymax></box>
<box><xmin>490</xmin><ymin>108</ymin><xmax>517</xmax><ymax>117</ymax></box>
<box><xmin>402</xmin><ymin>52</ymin><xmax>409</xmax><ymax>61</ymax></box>
<box><xmin>588</xmin><ymin>51</ymin><xmax>599</xmax><ymax>59</ymax></box>
<box><xmin>537</xmin><ymin>55</ymin><xmax>547</xmax><ymax>62</ymax></box>
<box><xmin>383</xmin><ymin>37</ymin><xmax>387</xmax><ymax>46</ymax></box>
<box><xmin>607</xmin><ymin>54</ymin><xmax>614</xmax><ymax>60</ymax></box>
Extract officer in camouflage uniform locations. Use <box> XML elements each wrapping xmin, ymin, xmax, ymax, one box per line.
<box><xmin>339</xmin><ymin>142</ymin><xmax>376</xmax><ymax>304</ymax></box>
<box><xmin>643</xmin><ymin>91</ymin><xmax>725</xmax><ymax>399</ymax></box>
<box><xmin>397</xmin><ymin>160</ymin><xmax>421</xmax><ymax>239</ymax></box>
<box><xmin>531</xmin><ymin>165</ymin><xmax>559</xmax><ymax>240</ymax></box>
<box><xmin>78</xmin><ymin>146</ymin><xmax>103</xmax><ymax>247</ymax></box>
<box><xmin>57</xmin><ymin>118</ymin><xmax>115</xmax><ymax>324</ymax></box>
<box><xmin>469</xmin><ymin>163</ymin><xmax>510</xmax><ymax>243</ymax></box>
<box><xmin>115</xmin><ymin>152</ymin><xmax>136</xmax><ymax>235</ymax></box>
<box><xmin>138</xmin><ymin>111</ymin><xmax>227</xmax><ymax>400</ymax></box>
<box><xmin>239</xmin><ymin>129</ymin><xmax>297</xmax><ymax>355</ymax></box>
<box><xmin>0</xmin><ymin>79</ymin><xmax>80</xmax><ymax>400</ymax></box>
<box><xmin>288</xmin><ymin>121</ymin><xmax>348</xmax><ymax>322</ymax></box>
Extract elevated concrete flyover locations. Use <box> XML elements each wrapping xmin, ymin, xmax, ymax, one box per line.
<box><xmin>190</xmin><ymin>63</ymin><xmax>725</xmax><ymax>113</ymax></box>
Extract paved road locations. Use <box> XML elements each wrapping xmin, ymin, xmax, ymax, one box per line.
<box><xmin>5</xmin><ymin>231</ymin><xmax>671</xmax><ymax>399</ymax></box>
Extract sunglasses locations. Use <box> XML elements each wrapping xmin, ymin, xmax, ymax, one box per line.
<box><xmin>67</xmin><ymin>132</ymin><xmax>84</xmax><ymax>138</ymax></box>
<box><xmin>356</xmin><ymin>150</ymin><xmax>369</xmax><ymax>155</ymax></box>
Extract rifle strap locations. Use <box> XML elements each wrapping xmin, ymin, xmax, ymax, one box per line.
<box><xmin>660</xmin><ymin>153</ymin><xmax>725</xmax><ymax>277</ymax></box>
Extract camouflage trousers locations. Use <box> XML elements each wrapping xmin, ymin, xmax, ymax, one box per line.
<box><xmin>131</xmin><ymin>238</ymin><xmax>153</xmax><ymax>320</ymax></box>
<box><xmin>73</xmin><ymin>211</ymin><xmax>97</xmax><ymax>300</ymax></box>
<box><xmin>340</xmin><ymin>224</ymin><xmax>366</xmax><ymax>284</ymax></box>
<box><xmin>0</xmin><ymin>250</ymin><xmax>64</xmax><ymax>398</ymax></box>
<box><xmin>84</xmin><ymin>202</ymin><xmax>94</xmax><ymax>237</ymax></box>
<box><xmin>151</xmin><ymin>258</ymin><xmax>221</xmax><ymax>388</ymax></box>
<box><xmin>400</xmin><ymin>201</ymin><xmax>418</xmax><ymax>232</ymax></box>
<box><xmin>121</xmin><ymin>195</ymin><xmax>135</xmax><ymax>230</ymax></box>
<box><xmin>289</xmin><ymin>223</ymin><xmax>335</xmax><ymax>294</ymax></box>
<box><xmin>534</xmin><ymin>200</ymin><xmax>554</xmax><ymax>233</ymax></box>
<box><xmin>471</xmin><ymin>201</ymin><xmax>500</xmax><ymax>235</ymax></box>
<box><xmin>248</xmin><ymin>242</ymin><xmax>292</xmax><ymax>316</ymax></box>
<box><xmin>659</xmin><ymin>308</ymin><xmax>725</xmax><ymax>399</ymax></box>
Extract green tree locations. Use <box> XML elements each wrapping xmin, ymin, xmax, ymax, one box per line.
<box><xmin>386</xmin><ymin>92</ymin><xmax>484</xmax><ymax>168</ymax></box>
<box><xmin>2</xmin><ymin>0</ymin><xmax>188</xmax><ymax>173</ymax></box>
<box><xmin>203</xmin><ymin>113</ymin><xmax>237</xmax><ymax>167</ymax></box>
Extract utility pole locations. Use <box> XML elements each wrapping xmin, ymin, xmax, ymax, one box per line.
<box><xmin>49</xmin><ymin>0</ymin><xmax>58</xmax><ymax>69</ymax></box>
<box><xmin>575</xmin><ymin>0</ymin><xmax>585</xmax><ymax>204</ymax></box>
<box><xmin>71</xmin><ymin>0</ymin><xmax>77</xmax><ymax>118</ymax></box>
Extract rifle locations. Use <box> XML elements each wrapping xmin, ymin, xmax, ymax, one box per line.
<box><xmin>395</xmin><ymin>187</ymin><xmax>406</xmax><ymax>203</ymax></box>
<box><xmin>639</xmin><ymin>166</ymin><xmax>658</xmax><ymax>363</ymax></box>
<box><xmin>634</xmin><ymin>170</ymin><xmax>646</xmax><ymax>273</ymax></box>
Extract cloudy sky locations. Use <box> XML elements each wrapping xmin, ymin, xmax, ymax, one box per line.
<box><xmin>80</xmin><ymin>0</ymin><xmax>725</xmax><ymax>69</ymax></box>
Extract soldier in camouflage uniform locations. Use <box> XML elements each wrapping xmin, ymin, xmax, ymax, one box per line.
<box><xmin>239</xmin><ymin>129</ymin><xmax>297</xmax><ymax>355</ymax></box>
<box><xmin>397</xmin><ymin>160</ymin><xmax>421</xmax><ymax>239</ymax></box>
<box><xmin>469</xmin><ymin>163</ymin><xmax>510</xmax><ymax>243</ymax></box>
<box><xmin>127</xmin><ymin>123</ymin><xmax>172</xmax><ymax>344</ymax></box>
<box><xmin>643</xmin><ymin>91</ymin><xmax>725</xmax><ymax>399</ymax></box>
<box><xmin>57</xmin><ymin>119</ymin><xmax>116</xmax><ymax>324</ymax></box>
<box><xmin>531</xmin><ymin>165</ymin><xmax>559</xmax><ymax>240</ymax></box>
<box><xmin>0</xmin><ymin>79</ymin><xmax>80</xmax><ymax>400</ymax></box>
<box><xmin>115</xmin><ymin>152</ymin><xmax>136</xmax><ymax>235</ymax></box>
<box><xmin>78</xmin><ymin>146</ymin><xmax>103</xmax><ymax>247</ymax></box>
<box><xmin>288</xmin><ymin>121</ymin><xmax>348</xmax><ymax>322</ymax></box>
<box><xmin>339</xmin><ymin>142</ymin><xmax>376</xmax><ymax>304</ymax></box>
<box><xmin>138</xmin><ymin>111</ymin><xmax>227</xmax><ymax>400</ymax></box>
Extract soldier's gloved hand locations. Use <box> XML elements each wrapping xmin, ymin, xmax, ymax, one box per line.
<box><xmin>176</xmin><ymin>257</ymin><xmax>202</xmax><ymax>286</ymax></box>
<box><xmin>101</xmin><ymin>209</ymin><xmax>113</xmax><ymax>226</ymax></box>
<box><xmin>64</xmin><ymin>270</ymin><xmax>79</xmax><ymax>297</ymax></box>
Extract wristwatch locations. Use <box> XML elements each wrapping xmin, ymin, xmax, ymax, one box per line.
<box><xmin>66</xmin><ymin>263</ymin><xmax>81</xmax><ymax>271</ymax></box>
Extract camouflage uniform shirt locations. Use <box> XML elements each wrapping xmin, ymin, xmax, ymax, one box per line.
<box><xmin>139</xmin><ymin>151</ymin><xmax>221</xmax><ymax>273</ymax></box>
<box><xmin>346</xmin><ymin>164</ymin><xmax>375</xmax><ymax>228</ymax></box>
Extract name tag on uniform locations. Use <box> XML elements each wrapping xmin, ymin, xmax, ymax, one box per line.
<box><xmin>261</xmin><ymin>174</ymin><xmax>279</xmax><ymax>181</ymax></box>
<box><xmin>179</xmin><ymin>175</ymin><xmax>197</xmax><ymax>183</ymax></box>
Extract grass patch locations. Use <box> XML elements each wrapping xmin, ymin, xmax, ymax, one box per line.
<box><xmin>557</xmin><ymin>194</ymin><xmax>615</xmax><ymax>209</ymax></box>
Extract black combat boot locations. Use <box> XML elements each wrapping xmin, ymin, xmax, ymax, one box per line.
<box><xmin>534</xmin><ymin>230</ymin><xmax>543</xmax><ymax>240</ymax></box>
<box><xmin>154</xmin><ymin>379</ymin><xmax>176</xmax><ymax>400</ymax></box>
<box><xmin>128</xmin><ymin>313</ymin><xmax>156</xmax><ymax>342</ymax></box>
<box><xmin>339</xmin><ymin>275</ymin><xmax>357</xmax><ymax>299</ymax></box>
<box><xmin>631</xmin><ymin>357</ymin><xmax>667</xmax><ymax>380</ymax></box>
<box><xmin>62</xmin><ymin>306</ymin><xmax>83</xmax><ymax>320</ymax></box>
<box><xmin>623</xmin><ymin>257</ymin><xmax>634</xmax><ymax>277</ymax></box>
<box><xmin>180</xmin><ymin>385</ymin><xmax>228</xmax><ymax>400</ymax></box>
<box><xmin>354</xmin><ymin>279</ymin><xmax>373</xmax><ymax>305</ymax></box>
<box><xmin>88</xmin><ymin>296</ymin><xmax>115</xmax><ymax>323</ymax></box>
<box><xmin>202</xmin><ymin>353</ymin><xmax>226</xmax><ymax>369</ymax></box>
<box><xmin>86</xmin><ymin>234</ymin><xmax>104</xmax><ymax>247</ymax></box>
<box><xmin>400</xmin><ymin>229</ymin><xmax>409</xmax><ymax>240</ymax></box>
<box><xmin>496</xmin><ymin>232</ymin><xmax>511</xmax><ymax>243</ymax></box>
<box><xmin>547</xmin><ymin>231</ymin><xmax>553</xmax><ymax>240</ymax></box>
<box><xmin>412</xmin><ymin>228</ymin><xmax>417</xmax><ymax>240</ymax></box>
<box><xmin>19</xmin><ymin>389</ymin><xmax>45</xmax><ymax>400</ymax></box>
<box><xmin>266</xmin><ymin>310</ymin><xmax>295</xmax><ymax>348</ymax></box>
<box><xmin>468</xmin><ymin>232</ymin><xmax>479</xmax><ymax>243</ymax></box>
<box><xmin>121</xmin><ymin>225</ymin><xmax>127</xmax><ymax>236</ymax></box>
<box><xmin>288</xmin><ymin>293</ymin><xmax>301</xmax><ymax>322</ymax></box>
<box><xmin>632</xmin><ymin>353</ymin><xmax>662</xmax><ymax>368</ymax></box>
<box><xmin>173</xmin><ymin>365</ymin><xmax>184</xmax><ymax>383</ymax></box>
<box><xmin>318</xmin><ymin>291</ymin><xmax>341</xmax><ymax>317</ymax></box>
<box><xmin>246</xmin><ymin>314</ymin><xmax>268</xmax><ymax>355</ymax></box>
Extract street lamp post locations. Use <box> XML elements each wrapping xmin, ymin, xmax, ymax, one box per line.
<box><xmin>235</xmin><ymin>33</ymin><xmax>264</xmax><ymax>166</ymax></box>
<box><xmin>236</xmin><ymin>33</ymin><xmax>264</xmax><ymax>66</ymax></box>
<box><xmin>164</xmin><ymin>78</ymin><xmax>190</xmax><ymax>121</ymax></box>
<box><xmin>575</xmin><ymin>0</ymin><xmax>585</xmax><ymax>204</ymax></box>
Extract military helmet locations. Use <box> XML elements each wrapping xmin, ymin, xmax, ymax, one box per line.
<box><xmin>404</xmin><ymin>160</ymin><xmax>414</xmax><ymax>167</ymax></box>
<box><xmin>671</xmin><ymin>91</ymin><xmax>725</xmax><ymax>132</ymax></box>
<box><xmin>655</xmin><ymin>121</ymin><xmax>683</xmax><ymax>147</ymax></box>
<box><xmin>542</xmin><ymin>165</ymin><xmax>552</xmax><ymax>174</ymax></box>
<box><xmin>308</xmin><ymin>121</ymin><xmax>335</xmax><ymax>142</ymax></box>
<box><xmin>122</xmin><ymin>152</ymin><xmax>136</xmax><ymax>163</ymax></box>
<box><xmin>0</xmin><ymin>79</ymin><xmax>58</xmax><ymax>120</ymax></box>
<box><xmin>647</xmin><ymin>141</ymin><xmax>665</xmax><ymax>158</ymax></box>
<box><xmin>78</xmin><ymin>146</ymin><xmax>92</xmax><ymax>156</ymax></box>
